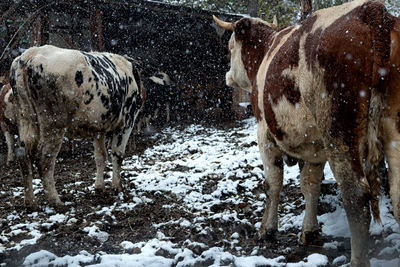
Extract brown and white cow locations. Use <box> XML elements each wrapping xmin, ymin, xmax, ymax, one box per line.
<box><xmin>0</xmin><ymin>83</ymin><xmax>16</xmax><ymax>165</ymax></box>
<box><xmin>10</xmin><ymin>45</ymin><xmax>145</xmax><ymax>207</ymax></box>
<box><xmin>214</xmin><ymin>0</ymin><xmax>397</xmax><ymax>265</ymax></box>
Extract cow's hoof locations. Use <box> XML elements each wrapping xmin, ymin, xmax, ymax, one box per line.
<box><xmin>24</xmin><ymin>201</ymin><xmax>37</xmax><ymax>210</ymax></box>
<box><xmin>350</xmin><ymin>259</ymin><xmax>370</xmax><ymax>267</ymax></box>
<box><xmin>94</xmin><ymin>187</ymin><xmax>106</xmax><ymax>194</ymax></box>
<box><xmin>48</xmin><ymin>198</ymin><xmax>64</xmax><ymax>208</ymax></box>
<box><xmin>259</xmin><ymin>229</ymin><xmax>277</xmax><ymax>242</ymax></box>
<box><xmin>54</xmin><ymin>204</ymin><xmax>69</xmax><ymax>213</ymax></box>
<box><xmin>111</xmin><ymin>185</ymin><xmax>123</xmax><ymax>194</ymax></box>
<box><xmin>300</xmin><ymin>230</ymin><xmax>322</xmax><ymax>246</ymax></box>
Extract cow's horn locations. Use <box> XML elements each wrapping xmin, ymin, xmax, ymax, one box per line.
<box><xmin>272</xmin><ymin>15</ymin><xmax>278</xmax><ymax>28</ymax></box>
<box><xmin>213</xmin><ymin>15</ymin><xmax>234</xmax><ymax>31</ymax></box>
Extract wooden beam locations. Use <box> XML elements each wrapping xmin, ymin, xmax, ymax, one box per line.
<box><xmin>96</xmin><ymin>9</ymin><xmax>103</xmax><ymax>51</ymax></box>
<box><xmin>300</xmin><ymin>0</ymin><xmax>312</xmax><ymax>22</ymax></box>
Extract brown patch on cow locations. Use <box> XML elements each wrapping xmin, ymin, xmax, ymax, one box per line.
<box><xmin>266</xmin><ymin>28</ymin><xmax>301</xmax><ymax>106</ymax></box>
<box><xmin>250</xmin><ymin>84</ymin><xmax>261</xmax><ymax>122</ymax></box>
<box><xmin>235</xmin><ymin>19</ymin><xmax>275</xmax><ymax>82</ymax></box>
<box><xmin>301</xmin><ymin>14</ymin><xmax>318</xmax><ymax>33</ymax></box>
<box><xmin>304</xmin><ymin>28</ymin><xmax>323</xmax><ymax>72</ymax></box>
<box><xmin>300</xmin><ymin>15</ymin><xmax>318</xmax><ymax>71</ymax></box>
<box><xmin>359</xmin><ymin>1</ymin><xmax>394</xmax><ymax>94</ymax></box>
<box><xmin>265</xmin><ymin>26</ymin><xmax>296</xmax><ymax>60</ymax></box>
<box><xmin>234</xmin><ymin>18</ymin><xmax>276</xmax><ymax>123</ymax></box>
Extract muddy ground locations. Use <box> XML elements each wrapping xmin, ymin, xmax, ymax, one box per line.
<box><xmin>0</xmin><ymin>120</ymin><xmax>398</xmax><ymax>266</ymax></box>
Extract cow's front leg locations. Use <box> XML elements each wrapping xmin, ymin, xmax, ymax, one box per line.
<box><xmin>110</xmin><ymin>127</ymin><xmax>132</xmax><ymax>193</ymax></box>
<box><xmin>257</xmin><ymin>123</ymin><xmax>283</xmax><ymax>240</ymax></box>
<box><xmin>299</xmin><ymin>161</ymin><xmax>324</xmax><ymax>244</ymax></box>
<box><xmin>93</xmin><ymin>133</ymin><xmax>107</xmax><ymax>192</ymax></box>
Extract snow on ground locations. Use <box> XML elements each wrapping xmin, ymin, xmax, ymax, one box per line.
<box><xmin>1</xmin><ymin>118</ymin><xmax>399</xmax><ymax>266</ymax></box>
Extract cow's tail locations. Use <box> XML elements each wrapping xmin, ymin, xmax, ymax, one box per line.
<box><xmin>10</xmin><ymin>55</ymin><xmax>39</xmax><ymax>158</ymax></box>
<box><xmin>362</xmin><ymin>1</ymin><xmax>394</xmax><ymax>223</ymax></box>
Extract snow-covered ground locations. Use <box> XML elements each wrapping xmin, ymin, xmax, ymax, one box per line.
<box><xmin>1</xmin><ymin>118</ymin><xmax>399</xmax><ymax>266</ymax></box>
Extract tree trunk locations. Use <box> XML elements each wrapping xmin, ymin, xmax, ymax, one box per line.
<box><xmin>300</xmin><ymin>0</ymin><xmax>312</xmax><ymax>21</ymax></box>
<box><xmin>248</xmin><ymin>0</ymin><xmax>258</xmax><ymax>17</ymax></box>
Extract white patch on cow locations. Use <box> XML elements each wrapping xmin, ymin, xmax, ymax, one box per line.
<box><xmin>257</xmin><ymin>26</ymin><xmax>300</xmax><ymax>121</ymax></box>
<box><xmin>310</xmin><ymin>0</ymin><xmax>369</xmax><ymax>34</ymax></box>
<box><xmin>226</xmin><ymin>35</ymin><xmax>252</xmax><ymax>92</ymax></box>
<box><xmin>271</xmin><ymin>96</ymin><xmax>326</xmax><ymax>163</ymax></box>
<box><xmin>149</xmin><ymin>72</ymin><xmax>171</xmax><ymax>86</ymax></box>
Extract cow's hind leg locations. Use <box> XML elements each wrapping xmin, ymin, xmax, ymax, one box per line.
<box><xmin>327</xmin><ymin>154</ymin><xmax>371</xmax><ymax>267</ymax></box>
<box><xmin>37</xmin><ymin>130</ymin><xmax>65</xmax><ymax>207</ymax></box>
<box><xmin>382</xmin><ymin>118</ymin><xmax>400</xmax><ymax>224</ymax></box>
<box><xmin>110</xmin><ymin>127</ymin><xmax>133</xmax><ymax>193</ymax></box>
<box><xmin>16</xmin><ymin>119</ymin><xmax>37</xmax><ymax>207</ymax></box>
<box><xmin>257</xmin><ymin>123</ymin><xmax>284</xmax><ymax>240</ymax></box>
<box><xmin>299</xmin><ymin>161</ymin><xmax>324</xmax><ymax>244</ymax></box>
<box><xmin>93</xmin><ymin>133</ymin><xmax>107</xmax><ymax>192</ymax></box>
<box><xmin>19</xmin><ymin>152</ymin><xmax>35</xmax><ymax>207</ymax></box>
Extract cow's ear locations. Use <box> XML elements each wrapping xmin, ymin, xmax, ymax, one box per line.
<box><xmin>235</xmin><ymin>18</ymin><xmax>252</xmax><ymax>41</ymax></box>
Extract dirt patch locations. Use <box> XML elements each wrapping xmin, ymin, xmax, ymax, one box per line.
<box><xmin>0</xmin><ymin>121</ymin><xmax>397</xmax><ymax>266</ymax></box>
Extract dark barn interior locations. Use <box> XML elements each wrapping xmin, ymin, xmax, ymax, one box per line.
<box><xmin>0</xmin><ymin>0</ymin><xmax>244</xmax><ymax>123</ymax></box>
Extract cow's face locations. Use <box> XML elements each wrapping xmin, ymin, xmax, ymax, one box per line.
<box><xmin>214</xmin><ymin>16</ymin><xmax>277</xmax><ymax>93</ymax></box>
<box><xmin>226</xmin><ymin>33</ymin><xmax>251</xmax><ymax>92</ymax></box>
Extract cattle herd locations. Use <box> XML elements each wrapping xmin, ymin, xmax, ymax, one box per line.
<box><xmin>0</xmin><ymin>0</ymin><xmax>399</xmax><ymax>266</ymax></box>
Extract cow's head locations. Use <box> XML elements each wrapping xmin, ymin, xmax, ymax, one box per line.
<box><xmin>213</xmin><ymin>15</ymin><xmax>277</xmax><ymax>92</ymax></box>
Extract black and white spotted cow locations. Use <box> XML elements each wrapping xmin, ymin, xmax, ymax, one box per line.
<box><xmin>138</xmin><ymin>71</ymin><xmax>175</xmax><ymax>133</ymax></box>
<box><xmin>10</xmin><ymin>45</ymin><xmax>145</xmax><ymax>207</ymax></box>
